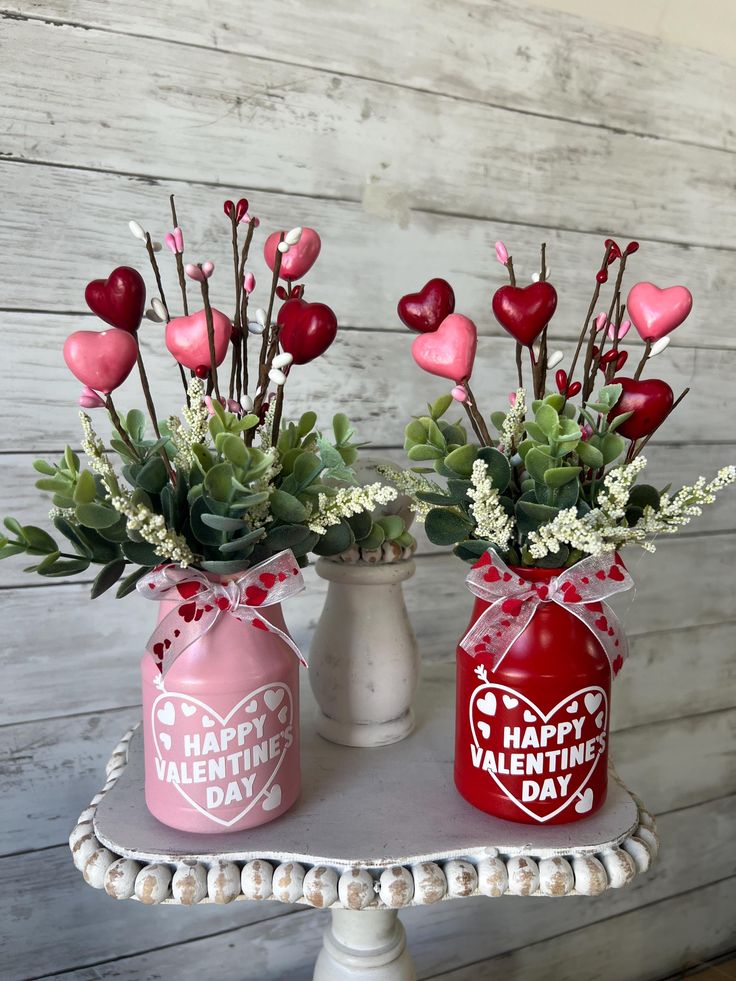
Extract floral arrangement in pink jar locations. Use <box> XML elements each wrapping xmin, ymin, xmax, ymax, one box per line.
<box><xmin>1</xmin><ymin>194</ymin><xmax>407</xmax><ymax>833</ymax></box>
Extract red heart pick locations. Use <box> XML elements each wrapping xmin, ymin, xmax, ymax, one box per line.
<box><xmin>397</xmin><ymin>278</ymin><xmax>455</xmax><ymax>333</ymax></box>
<box><xmin>264</xmin><ymin>228</ymin><xmax>321</xmax><ymax>280</ymax></box>
<box><xmin>492</xmin><ymin>282</ymin><xmax>557</xmax><ymax>347</ymax></box>
<box><xmin>411</xmin><ymin>313</ymin><xmax>477</xmax><ymax>382</ymax></box>
<box><xmin>277</xmin><ymin>298</ymin><xmax>338</xmax><ymax>364</ymax></box>
<box><xmin>63</xmin><ymin>328</ymin><xmax>139</xmax><ymax>394</ymax></box>
<box><xmin>85</xmin><ymin>266</ymin><xmax>146</xmax><ymax>334</ymax></box>
<box><xmin>607</xmin><ymin>377</ymin><xmax>674</xmax><ymax>440</ymax></box>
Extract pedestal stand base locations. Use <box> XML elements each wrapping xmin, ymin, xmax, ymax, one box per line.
<box><xmin>316</xmin><ymin>708</ymin><xmax>416</xmax><ymax>748</ymax></box>
<box><xmin>314</xmin><ymin>909</ymin><xmax>416</xmax><ymax>980</ymax></box>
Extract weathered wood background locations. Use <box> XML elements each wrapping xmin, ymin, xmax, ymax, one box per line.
<box><xmin>0</xmin><ymin>2</ymin><xmax>734</xmax><ymax>978</ymax></box>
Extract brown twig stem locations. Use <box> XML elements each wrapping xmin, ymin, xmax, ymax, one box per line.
<box><xmin>105</xmin><ymin>395</ymin><xmax>142</xmax><ymax>462</ymax></box>
<box><xmin>566</xmin><ymin>242</ymin><xmax>614</xmax><ymax>394</ymax></box>
<box><xmin>199</xmin><ymin>275</ymin><xmax>222</xmax><ymax>402</ymax></box>
<box><xmin>633</xmin><ymin>339</ymin><xmax>652</xmax><ymax>381</ymax></box>
<box><xmin>463</xmin><ymin>379</ymin><xmax>492</xmax><ymax>446</ymax></box>
<box><xmin>253</xmin><ymin>235</ymin><xmax>285</xmax><ymax>416</ymax></box>
<box><xmin>144</xmin><ymin>233</ymin><xmax>168</xmax><ymax>314</ymax></box>
<box><xmin>506</xmin><ymin>256</ymin><xmax>517</xmax><ymax>287</ymax></box>
<box><xmin>515</xmin><ymin>342</ymin><xmax>524</xmax><ymax>388</ymax></box>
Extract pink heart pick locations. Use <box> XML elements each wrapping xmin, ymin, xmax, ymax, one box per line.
<box><xmin>264</xmin><ymin>227</ymin><xmax>321</xmax><ymax>280</ymax></box>
<box><xmin>627</xmin><ymin>282</ymin><xmax>693</xmax><ymax>342</ymax></box>
<box><xmin>165</xmin><ymin>308</ymin><xmax>232</xmax><ymax>371</ymax></box>
<box><xmin>63</xmin><ymin>329</ymin><xmax>138</xmax><ymax>394</ymax></box>
<box><xmin>412</xmin><ymin>313</ymin><xmax>477</xmax><ymax>383</ymax></box>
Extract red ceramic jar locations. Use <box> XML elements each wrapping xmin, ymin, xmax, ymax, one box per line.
<box><xmin>454</xmin><ymin>565</ymin><xmax>611</xmax><ymax>825</ymax></box>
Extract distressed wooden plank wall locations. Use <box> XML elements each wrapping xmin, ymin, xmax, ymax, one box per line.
<box><xmin>0</xmin><ymin>2</ymin><xmax>734</xmax><ymax>979</ymax></box>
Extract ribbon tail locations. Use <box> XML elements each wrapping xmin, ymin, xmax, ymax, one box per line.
<box><xmin>145</xmin><ymin>606</ymin><xmax>220</xmax><ymax>676</ymax></box>
<box><xmin>460</xmin><ymin>596</ymin><xmax>537</xmax><ymax>671</ymax></box>
<box><xmin>232</xmin><ymin>609</ymin><xmax>308</xmax><ymax>667</ymax></box>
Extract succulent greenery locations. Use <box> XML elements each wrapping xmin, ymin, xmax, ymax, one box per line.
<box><xmin>1</xmin><ymin>399</ymin><xmax>410</xmax><ymax>598</ymax></box>
<box><xmin>402</xmin><ymin>385</ymin><xmax>673</xmax><ymax>568</ymax></box>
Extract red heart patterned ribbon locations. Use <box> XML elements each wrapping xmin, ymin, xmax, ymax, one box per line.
<box><xmin>461</xmin><ymin>550</ymin><xmax>632</xmax><ymax>676</ymax></box>
<box><xmin>137</xmin><ymin>550</ymin><xmax>306</xmax><ymax>675</ymax></box>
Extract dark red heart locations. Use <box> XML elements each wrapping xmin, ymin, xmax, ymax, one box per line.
<box><xmin>397</xmin><ymin>278</ymin><xmax>455</xmax><ymax>333</ymax></box>
<box><xmin>85</xmin><ymin>266</ymin><xmax>146</xmax><ymax>334</ymax></box>
<box><xmin>492</xmin><ymin>282</ymin><xmax>557</xmax><ymax>346</ymax></box>
<box><xmin>607</xmin><ymin>377</ymin><xmax>674</xmax><ymax>440</ymax></box>
<box><xmin>277</xmin><ymin>298</ymin><xmax>338</xmax><ymax>365</ymax></box>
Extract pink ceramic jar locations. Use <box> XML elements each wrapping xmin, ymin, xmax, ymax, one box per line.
<box><xmin>141</xmin><ymin>596</ymin><xmax>300</xmax><ymax>834</ymax></box>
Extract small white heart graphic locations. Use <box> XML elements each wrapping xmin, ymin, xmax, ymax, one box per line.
<box><xmin>566</xmin><ymin>701</ymin><xmax>578</xmax><ymax>714</ymax></box>
<box><xmin>262</xmin><ymin>785</ymin><xmax>282</xmax><ymax>811</ymax></box>
<box><xmin>584</xmin><ymin>692</ymin><xmax>602</xmax><ymax>714</ymax></box>
<box><xmin>503</xmin><ymin>694</ymin><xmax>519</xmax><ymax>709</ymax></box>
<box><xmin>181</xmin><ymin>703</ymin><xmax>197</xmax><ymax>717</ymax></box>
<box><xmin>575</xmin><ymin>788</ymin><xmax>594</xmax><ymax>814</ymax></box>
<box><xmin>595</xmin><ymin>711</ymin><xmax>605</xmax><ymax>729</ymax></box>
<box><xmin>157</xmin><ymin>701</ymin><xmax>175</xmax><ymax>726</ymax></box>
<box><xmin>478</xmin><ymin>720</ymin><xmax>491</xmax><ymax>739</ymax></box>
<box><xmin>202</xmin><ymin>716</ymin><xmax>215</xmax><ymax>728</ymax></box>
<box><xmin>523</xmin><ymin>709</ymin><xmax>536</xmax><ymax>723</ymax></box>
<box><xmin>159</xmin><ymin>732</ymin><xmax>172</xmax><ymax>750</ymax></box>
<box><xmin>264</xmin><ymin>689</ymin><xmax>284</xmax><ymax>711</ymax></box>
<box><xmin>245</xmin><ymin>699</ymin><xmax>258</xmax><ymax>713</ymax></box>
<box><xmin>278</xmin><ymin>707</ymin><xmax>288</xmax><ymax>724</ymax></box>
<box><xmin>477</xmin><ymin>692</ymin><xmax>497</xmax><ymax>716</ymax></box>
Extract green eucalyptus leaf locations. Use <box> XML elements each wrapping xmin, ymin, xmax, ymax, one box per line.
<box><xmin>490</xmin><ymin>411</ymin><xmax>507</xmax><ymax>432</ymax></box>
<box><xmin>543</xmin><ymin>394</ymin><xmax>565</xmax><ymax>412</ymax></box>
<box><xmin>313</xmin><ymin>520</ymin><xmax>354</xmax><ymax>556</ymax></box>
<box><xmin>270</xmin><ymin>489</ymin><xmax>308</xmax><ymax>523</ymax></box>
<box><xmin>298</xmin><ymin>411</ymin><xmax>317</xmax><ymax>437</ymax></box>
<box><xmin>629</xmin><ymin>484</ymin><xmax>661</xmax><ymax>510</ymax></box>
<box><xmin>407</xmin><ymin>444</ymin><xmax>444</xmax><ymax>462</ymax></box>
<box><xmin>265</xmin><ymin>524</ymin><xmax>311</xmax><ymax>551</ymax></box>
<box><xmin>333</xmin><ymin>412</ymin><xmax>353</xmax><ymax>445</ymax></box>
<box><xmin>219</xmin><ymin>528</ymin><xmax>266</xmax><ymax>553</ymax></box>
<box><xmin>0</xmin><ymin>543</ymin><xmax>26</xmax><ymax>559</ymax></box>
<box><xmin>598</xmin><ymin>384</ymin><xmax>622</xmax><ymax>408</ymax></box>
<box><xmin>576</xmin><ymin>441</ymin><xmax>604</xmax><ymax>468</ymax></box>
<box><xmin>39</xmin><ymin>557</ymin><xmax>91</xmax><ymax>577</ymax></box>
<box><xmin>122</xmin><ymin>541</ymin><xmax>165</xmax><ymax>565</ymax></box>
<box><xmin>524</xmin><ymin>447</ymin><xmax>553</xmax><ymax>483</ymax></box>
<box><xmin>601</xmin><ymin>432</ymin><xmax>626</xmax><ymax>463</ymax></box>
<box><xmin>454</xmin><ymin>539</ymin><xmax>494</xmax><ymax>563</ymax></box>
<box><xmin>136</xmin><ymin>456</ymin><xmax>169</xmax><ymax>495</ymax></box>
<box><xmin>444</xmin><ymin>443</ymin><xmax>477</xmax><ymax>478</ymax></box>
<box><xmin>21</xmin><ymin>525</ymin><xmax>58</xmax><ymax>553</ymax></box>
<box><xmin>477</xmin><ymin>447</ymin><xmax>511</xmax><ymax>492</ymax></box>
<box><xmin>377</xmin><ymin>515</ymin><xmax>404</xmax><ymax>541</ymax></box>
<box><xmin>358</xmin><ymin>524</ymin><xmax>385</xmax><ymax>551</ymax></box>
<box><xmin>219</xmin><ymin>433</ymin><xmax>249</xmax><ymax>468</ymax></box>
<box><xmin>74</xmin><ymin>471</ymin><xmax>98</xmax><ymax>505</ymax></box>
<box><xmin>524</xmin><ymin>421</ymin><xmax>547</xmax><ymax>442</ymax></box>
<box><xmin>35</xmin><ymin>477</ymin><xmax>72</xmax><ymax>494</ymax></box>
<box><xmin>404</xmin><ymin>419</ymin><xmax>429</xmax><ymax>446</ymax></box>
<box><xmin>429</xmin><ymin>394</ymin><xmax>453</xmax><ymax>420</ymax></box>
<box><xmin>204</xmin><ymin>463</ymin><xmax>234</xmax><ymax>503</ymax></box>
<box><xmin>201</xmin><ymin>513</ymin><xmax>247</xmax><ymax>532</ymax></box>
<box><xmin>116</xmin><ymin>566</ymin><xmax>150</xmax><ymax>598</ymax></box>
<box><xmin>75</xmin><ymin>503</ymin><xmax>119</xmax><ymax>529</ymax></box>
<box><xmin>293</xmin><ymin>452</ymin><xmax>325</xmax><ymax>490</ymax></box>
<box><xmin>543</xmin><ymin>467</ymin><xmax>582</xmax><ymax>489</ymax></box>
<box><xmin>425</xmin><ymin>508</ymin><xmax>473</xmax><ymax>546</ymax></box>
<box><xmin>90</xmin><ymin>558</ymin><xmax>127</xmax><ymax>599</ymax></box>
<box><xmin>126</xmin><ymin>409</ymin><xmax>146</xmax><ymax>442</ymax></box>
<box><xmin>199</xmin><ymin>558</ymin><xmax>253</xmax><ymax>574</ymax></box>
<box><xmin>534</xmin><ymin>545</ymin><xmax>570</xmax><ymax>568</ymax></box>
<box><xmin>26</xmin><ymin>550</ymin><xmax>62</xmax><ymax>573</ymax></box>
<box><xmin>447</xmin><ymin>478</ymin><xmax>473</xmax><ymax>504</ymax></box>
<box><xmin>536</xmin><ymin>403</ymin><xmax>559</xmax><ymax>438</ymax></box>
<box><xmin>192</xmin><ymin>443</ymin><xmax>214</xmax><ymax>474</ymax></box>
<box><xmin>33</xmin><ymin>459</ymin><xmax>57</xmax><ymax>476</ymax></box>
<box><xmin>347</xmin><ymin>510</ymin><xmax>373</xmax><ymax>541</ymax></box>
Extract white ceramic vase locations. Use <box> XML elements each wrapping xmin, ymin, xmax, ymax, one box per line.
<box><xmin>308</xmin><ymin>557</ymin><xmax>420</xmax><ymax>747</ymax></box>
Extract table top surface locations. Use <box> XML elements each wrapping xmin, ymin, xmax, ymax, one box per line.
<box><xmin>94</xmin><ymin>666</ymin><xmax>639</xmax><ymax>868</ymax></box>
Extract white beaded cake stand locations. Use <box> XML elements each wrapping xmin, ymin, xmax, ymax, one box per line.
<box><xmin>70</xmin><ymin>666</ymin><xmax>658</xmax><ymax>980</ymax></box>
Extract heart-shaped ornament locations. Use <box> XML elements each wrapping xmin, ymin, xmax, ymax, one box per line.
<box><xmin>492</xmin><ymin>282</ymin><xmax>557</xmax><ymax>346</ymax></box>
<box><xmin>85</xmin><ymin>266</ymin><xmax>146</xmax><ymax>334</ymax></box>
<box><xmin>470</xmin><ymin>683</ymin><xmax>608</xmax><ymax>823</ymax></box>
<box><xmin>264</xmin><ymin>227</ymin><xmax>321</xmax><ymax>280</ymax></box>
<box><xmin>277</xmin><ymin>298</ymin><xmax>338</xmax><ymax>364</ymax></box>
<box><xmin>627</xmin><ymin>282</ymin><xmax>693</xmax><ymax>342</ymax></box>
<box><xmin>63</xmin><ymin>328</ymin><xmax>138</xmax><ymax>394</ymax></box>
<box><xmin>411</xmin><ymin>313</ymin><xmax>477</xmax><ymax>382</ymax></box>
<box><xmin>151</xmin><ymin>683</ymin><xmax>293</xmax><ymax>828</ymax></box>
<box><xmin>165</xmin><ymin>308</ymin><xmax>232</xmax><ymax>371</ymax></box>
<box><xmin>607</xmin><ymin>376</ymin><xmax>674</xmax><ymax>440</ymax></box>
<box><xmin>397</xmin><ymin>278</ymin><xmax>455</xmax><ymax>333</ymax></box>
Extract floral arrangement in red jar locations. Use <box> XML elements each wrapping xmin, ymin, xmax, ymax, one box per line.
<box><xmin>386</xmin><ymin>239</ymin><xmax>734</xmax><ymax>825</ymax></box>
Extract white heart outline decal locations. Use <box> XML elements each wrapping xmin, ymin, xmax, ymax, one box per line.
<box><xmin>151</xmin><ymin>683</ymin><xmax>293</xmax><ymax>828</ymax></box>
<box><xmin>469</xmin><ymin>682</ymin><xmax>608</xmax><ymax>824</ymax></box>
